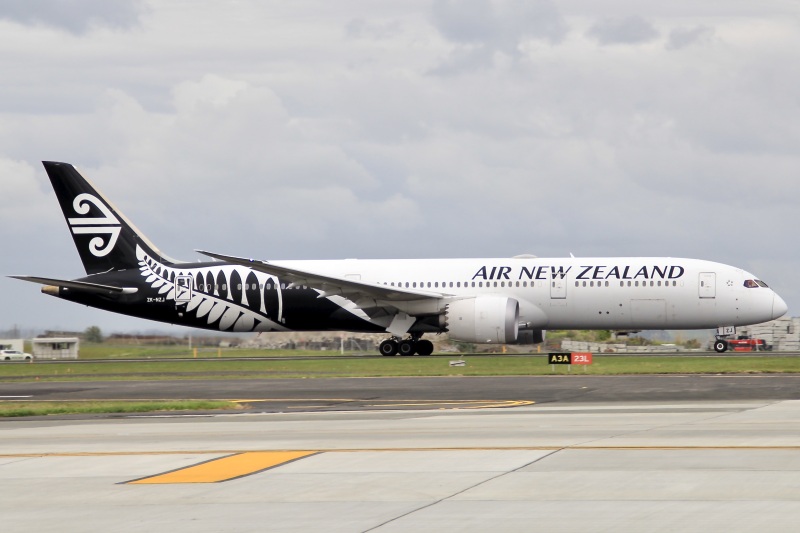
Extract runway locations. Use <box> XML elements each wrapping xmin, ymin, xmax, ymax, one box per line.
<box><xmin>3</xmin><ymin>374</ymin><xmax>800</xmax><ymax>413</ymax></box>
<box><xmin>3</xmin><ymin>377</ymin><xmax>800</xmax><ymax>531</ymax></box>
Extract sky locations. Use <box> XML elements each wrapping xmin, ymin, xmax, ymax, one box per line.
<box><xmin>1</xmin><ymin>0</ymin><xmax>799</xmax><ymax>336</ymax></box>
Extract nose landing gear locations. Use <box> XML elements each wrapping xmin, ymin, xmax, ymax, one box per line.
<box><xmin>379</xmin><ymin>336</ymin><xmax>434</xmax><ymax>356</ymax></box>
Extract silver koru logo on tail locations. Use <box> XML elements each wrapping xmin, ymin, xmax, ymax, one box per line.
<box><xmin>67</xmin><ymin>193</ymin><xmax>121</xmax><ymax>257</ymax></box>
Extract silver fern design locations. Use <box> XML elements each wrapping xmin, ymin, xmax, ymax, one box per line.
<box><xmin>136</xmin><ymin>246</ymin><xmax>288</xmax><ymax>332</ymax></box>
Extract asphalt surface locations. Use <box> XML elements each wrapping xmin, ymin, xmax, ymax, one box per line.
<box><xmin>3</xmin><ymin>375</ymin><xmax>800</xmax><ymax>414</ymax></box>
<box><xmin>5</xmin><ymin>398</ymin><xmax>800</xmax><ymax>532</ymax></box>
<box><xmin>5</xmin><ymin>377</ymin><xmax>800</xmax><ymax>531</ymax></box>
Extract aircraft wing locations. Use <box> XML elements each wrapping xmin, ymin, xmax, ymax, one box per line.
<box><xmin>196</xmin><ymin>250</ymin><xmax>445</xmax><ymax>302</ymax></box>
<box><xmin>8</xmin><ymin>275</ymin><xmax>138</xmax><ymax>294</ymax></box>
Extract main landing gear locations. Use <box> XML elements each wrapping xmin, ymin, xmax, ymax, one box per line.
<box><xmin>379</xmin><ymin>335</ymin><xmax>434</xmax><ymax>356</ymax></box>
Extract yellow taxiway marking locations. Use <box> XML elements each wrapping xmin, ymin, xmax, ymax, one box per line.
<box><xmin>126</xmin><ymin>451</ymin><xmax>317</xmax><ymax>484</ymax></box>
<box><xmin>8</xmin><ymin>445</ymin><xmax>800</xmax><ymax>462</ymax></box>
<box><xmin>231</xmin><ymin>399</ymin><xmax>534</xmax><ymax>410</ymax></box>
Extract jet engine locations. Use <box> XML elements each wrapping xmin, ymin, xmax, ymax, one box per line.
<box><xmin>446</xmin><ymin>296</ymin><xmax>519</xmax><ymax>343</ymax></box>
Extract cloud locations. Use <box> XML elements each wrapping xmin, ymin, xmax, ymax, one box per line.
<box><xmin>666</xmin><ymin>26</ymin><xmax>714</xmax><ymax>50</ymax></box>
<box><xmin>2</xmin><ymin>1</ymin><xmax>800</xmax><ymax>332</ymax></box>
<box><xmin>344</xmin><ymin>17</ymin><xmax>403</xmax><ymax>40</ymax></box>
<box><xmin>430</xmin><ymin>0</ymin><xmax>568</xmax><ymax>71</ymax></box>
<box><xmin>0</xmin><ymin>0</ymin><xmax>148</xmax><ymax>34</ymax></box>
<box><xmin>0</xmin><ymin>158</ymin><xmax>50</xmax><ymax>230</ymax></box>
<box><xmin>586</xmin><ymin>16</ymin><xmax>659</xmax><ymax>45</ymax></box>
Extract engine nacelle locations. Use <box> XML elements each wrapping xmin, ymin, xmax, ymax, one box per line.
<box><xmin>512</xmin><ymin>330</ymin><xmax>545</xmax><ymax>345</ymax></box>
<box><xmin>446</xmin><ymin>297</ymin><xmax>519</xmax><ymax>344</ymax></box>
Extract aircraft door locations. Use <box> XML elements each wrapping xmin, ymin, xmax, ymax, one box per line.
<box><xmin>550</xmin><ymin>277</ymin><xmax>567</xmax><ymax>299</ymax></box>
<box><xmin>175</xmin><ymin>275</ymin><xmax>193</xmax><ymax>306</ymax></box>
<box><xmin>698</xmin><ymin>272</ymin><xmax>716</xmax><ymax>298</ymax></box>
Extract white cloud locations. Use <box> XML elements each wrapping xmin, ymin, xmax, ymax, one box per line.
<box><xmin>0</xmin><ymin>0</ymin><xmax>148</xmax><ymax>34</ymax></box>
<box><xmin>0</xmin><ymin>158</ymin><xmax>49</xmax><ymax>228</ymax></box>
<box><xmin>430</xmin><ymin>0</ymin><xmax>567</xmax><ymax>72</ymax></box>
<box><xmin>666</xmin><ymin>25</ymin><xmax>714</xmax><ymax>50</ymax></box>
<box><xmin>1</xmin><ymin>0</ymin><xmax>800</xmax><ymax>332</ymax></box>
<box><xmin>586</xmin><ymin>16</ymin><xmax>659</xmax><ymax>45</ymax></box>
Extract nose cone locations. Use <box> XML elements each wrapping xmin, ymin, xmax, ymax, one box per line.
<box><xmin>773</xmin><ymin>293</ymin><xmax>789</xmax><ymax>319</ymax></box>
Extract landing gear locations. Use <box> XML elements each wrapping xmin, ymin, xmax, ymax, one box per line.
<box><xmin>713</xmin><ymin>339</ymin><xmax>728</xmax><ymax>353</ymax></box>
<box><xmin>416</xmin><ymin>340</ymin><xmax>434</xmax><ymax>356</ymax></box>
<box><xmin>399</xmin><ymin>340</ymin><xmax>416</xmax><ymax>356</ymax></box>
<box><xmin>379</xmin><ymin>338</ymin><xmax>399</xmax><ymax>356</ymax></box>
<box><xmin>379</xmin><ymin>336</ymin><xmax>434</xmax><ymax>356</ymax></box>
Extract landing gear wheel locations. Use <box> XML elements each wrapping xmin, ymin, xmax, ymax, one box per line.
<box><xmin>379</xmin><ymin>339</ymin><xmax>399</xmax><ymax>356</ymax></box>
<box><xmin>416</xmin><ymin>340</ymin><xmax>434</xmax><ymax>356</ymax></box>
<box><xmin>398</xmin><ymin>340</ymin><xmax>417</xmax><ymax>356</ymax></box>
<box><xmin>713</xmin><ymin>340</ymin><xmax>728</xmax><ymax>353</ymax></box>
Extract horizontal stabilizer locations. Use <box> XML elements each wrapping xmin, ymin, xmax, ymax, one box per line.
<box><xmin>9</xmin><ymin>275</ymin><xmax>137</xmax><ymax>294</ymax></box>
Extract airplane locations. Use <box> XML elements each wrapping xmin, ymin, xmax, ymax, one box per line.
<box><xmin>11</xmin><ymin>162</ymin><xmax>788</xmax><ymax>355</ymax></box>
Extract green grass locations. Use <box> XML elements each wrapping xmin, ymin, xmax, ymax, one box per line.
<box><xmin>0</xmin><ymin>400</ymin><xmax>240</xmax><ymax>417</ymax></box>
<box><xmin>76</xmin><ymin>343</ymin><xmax>340</xmax><ymax>359</ymax></box>
<box><xmin>2</xmin><ymin>354</ymin><xmax>800</xmax><ymax>382</ymax></box>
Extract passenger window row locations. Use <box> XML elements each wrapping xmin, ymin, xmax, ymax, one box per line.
<box><xmin>382</xmin><ymin>280</ymin><xmax>534</xmax><ymax>289</ymax></box>
<box><xmin>574</xmin><ymin>280</ymin><xmax>679</xmax><ymax>288</ymax></box>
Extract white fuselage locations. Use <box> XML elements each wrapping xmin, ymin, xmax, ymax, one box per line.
<box><xmin>272</xmin><ymin>256</ymin><xmax>785</xmax><ymax>330</ymax></box>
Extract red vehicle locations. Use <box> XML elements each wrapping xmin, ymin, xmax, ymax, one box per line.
<box><xmin>714</xmin><ymin>336</ymin><xmax>771</xmax><ymax>353</ymax></box>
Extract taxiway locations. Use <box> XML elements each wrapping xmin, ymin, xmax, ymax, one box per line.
<box><xmin>3</xmin><ymin>376</ymin><xmax>800</xmax><ymax>532</ymax></box>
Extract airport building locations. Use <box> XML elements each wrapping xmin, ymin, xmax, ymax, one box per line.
<box><xmin>560</xmin><ymin>340</ymin><xmax>686</xmax><ymax>353</ymax></box>
<box><xmin>0</xmin><ymin>338</ymin><xmax>24</xmax><ymax>352</ymax></box>
<box><xmin>31</xmin><ymin>337</ymin><xmax>80</xmax><ymax>359</ymax></box>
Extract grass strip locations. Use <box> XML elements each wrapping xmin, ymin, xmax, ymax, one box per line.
<box><xmin>2</xmin><ymin>355</ymin><xmax>800</xmax><ymax>382</ymax></box>
<box><xmin>0</xmin><ymin>400</ymin><xmax>240</xmax><ymax>417</ymax></box>
<box><xmin>77</xmin><ymin>344</ymin><xmax>347</xmax><ymax>359</ymax></box>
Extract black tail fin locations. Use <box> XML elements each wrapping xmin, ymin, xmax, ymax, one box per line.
<box><xmin>43</xmin><ymin>161</ymin><xmax>177</xmax><ymax>275</ymax></box>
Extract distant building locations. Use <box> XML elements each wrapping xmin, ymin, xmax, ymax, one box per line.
<box><xmin>42</xmin><ymin>330</ymin><xmax>83</xmax><ymax>339</ymax></box>
<box><xmin>32</xmin><ymin>337</ymin><xmax>79</xmax><ymax>359</ymax></box>
<box><xmin>561</xmin><ymin>340</ymin><xmax>685</xmax><ymax>353</ymax></box>
<box><xmin>107</xmin><ymin>334</ymin><xmax>184</xmax><ymax>345</ymax></box>
<box><xmin>0</xmin><ymin>339</ymin><xmax>24</xmax><ymax>352</ymax></box>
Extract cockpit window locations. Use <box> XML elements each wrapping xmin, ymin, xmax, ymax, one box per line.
<box><xmin>744</xmin><ymin>280</ymin><xmax>759</xmax><ymax>288</ymax></box>
<box><xmin>756</xmin><ymin>280</ymin><xmax>769</xmax><ymax>288</ymax></box>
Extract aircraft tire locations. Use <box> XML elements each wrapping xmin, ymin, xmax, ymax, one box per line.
<box><xmin>379</xmin><ymin>340</ymin><xmax>399</xmax><ymax>356</ymax></box>
<box><xmin>398</xmin><ymin>340</ymin><xmax>416</xmax><ymax>356</ymax></box>
<box><xmin>713</xmin><ymin>340</ymin><xmax>728</xmax><ymax>353</ymax></box>
<box><xmin>416</xmin><ymin>340</ymin><xmax>434</xmax><ymax>356</ymax></box>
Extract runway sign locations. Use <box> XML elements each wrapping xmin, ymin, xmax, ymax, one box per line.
<box><xmin>548</xmin><ymin>353</ymin><xmax>572</xmax><ymax>364</ymax></box>
<box><xmin>548</xmin><ymin>352</ymin><xmax>593</xmax><ymax>365</ymax></box>
<box><xmin>571</xmin><ymin>352</ymin><xmax>593</xmax><ymax>365</ymax></box>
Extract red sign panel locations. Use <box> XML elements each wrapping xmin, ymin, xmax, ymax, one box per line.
<box><xmin>571</xmin><ymin>352</ymin><xmax>593</xmax><ymax>365</ymax></box>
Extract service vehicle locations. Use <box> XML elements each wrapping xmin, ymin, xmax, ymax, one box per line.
<box><xmin>0</xmin><ymin>349</ymin><xmax>33</xmax><ymax>361</ymax></box>
<box><xmin>727</xmin><ymin>336</ymin><xmax>771</xmax><ymax>352</ymax></box>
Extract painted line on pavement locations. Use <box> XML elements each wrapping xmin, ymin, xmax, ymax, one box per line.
<box><xmin>233</xmin><ymin>399</ymin><xmax>535</xmax><ymax>409</ymax></box>
<box><xmin>125</xmin><ymin>451</ymin><xmax>318</xmax><ymax>484</ymax></box>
